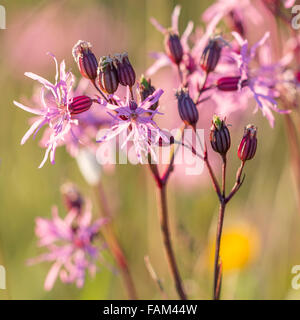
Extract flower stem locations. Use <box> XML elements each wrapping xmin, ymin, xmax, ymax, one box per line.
<box><xmin>221</xmin><ymin>155</ymin><xmax>227</xmax><ymax>197</ymax></box>
<box><xmin>213</xmin><ymin>200</ymin><xmax>226</xmax><ymax>300</ymax></box>
<box><xmin>91</xmin><ymin>79</ymin><xmax>109</xmax><ymax>102</ymax></box>
<box><xmin>157</xmin><ymin>183</ymin><xmax>187</xmax><ymax>300</ymax></box>
<box><xmin>94</xmin><ymin>182</ymin><xmax>137</xmax><ymax>300</ymax></box>
<box><xmin>213</xmin><ymin>154</ymin><xmax>227</xmax><ymax>300</ymax></box>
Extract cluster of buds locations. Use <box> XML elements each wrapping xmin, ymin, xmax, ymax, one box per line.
<box><xmin>97</xmin><ymin>56</ymin><xmax>119</xmax><ymax>94</ymax></box>
<box><xmin>69</xmin><ymin>95</ymin><xmax>93</xmax><ymax>115</ymax></box>
<box><xmin>216</xmin><ymin>77</ymin><xmax>248</xmax><ymax>91</ymax></box>
<box><xmin>139</xmin><ymin>75</ymin><xmax>159</xmax><ymax>111</ymax></box>
<box><xmin>200</xmin><ymin>36</ymin><xmax>228</xmax><ymax>73</ymax></box>
<box><xmin>210</xmin><ymin>116</ymin><xmax>257</xmax><ymax>162</ymax></box>
<box><xmin>210</xmin><ymin>116</ymin><xmax>231</xmax><ymax>156</ymax></box>
<box><xmin>72</xmin><ymin>40</ymin><xmax>136</xmax><ymax>93</ymax></box>
<box><xmin>72</xmin><ymin>40</ymin><xmax>98</xmax><ymax>81</ymax></box>
<box><xmin>164</xmin><ymin>31</ymin><xmax>183</xmax><ymax>65</ymax></box>
<box><xmin>238</xmin><ymin>125</ymin><xmax>258</xmax><ymax>162</ymax></box>
<box><xmin>176</xmin><ymin>88</ymin><xmax>199</xmax><ymax>127</ymax></box>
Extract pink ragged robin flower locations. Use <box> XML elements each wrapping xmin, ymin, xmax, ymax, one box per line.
<box><xmin>230</xmin><ymin>32</ymin><xmax>290</xmax><ymax>127</ymax></box>
<box><xmin>13</xmin><ymin>53</ymin><xmax>94</xmax><ymax>168</ymax></box>
<box><xmin>28</xmin><ymin>204</ymin><xmax>106</xmax><ymax>291</ymax></box>
<box><xmin>97</xmin><ymin>87</ymin><xmax>168</xmax><ymax>163</ymax></box>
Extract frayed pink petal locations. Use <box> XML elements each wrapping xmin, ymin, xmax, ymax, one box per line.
<box><xmin>44</xmin><ymin>261</ymin><xmax>62</xmax><ymax>291</ymax></box>
<box><xmin>181</xmin><ymin>21</ymin><xmax>194</xmax><ymax>49</ymax></box>
<box><xmin>146</xmin><ymin>55</ymin><xmax>171</xmax><ymax>76</ymax></box>
<box><xmin>60</xmin><ymin>60</ymin><xmax>67</xmax><ymax>82</ymax></box>
<box><xmin>150</xmin><ymin>17</ymin><xmax>166</xmax><ymax>34</ymax></box>
<box><xmin>231</xmin><ymin>31</ymin><xmax>247</xmax><ymax>47</ymax></box>
<box><xmin>172</xmin><ymin>5</ymin><xmax>181</xmax><ymax>34</ymax></box>
<box><xmin>25</xmin><ymin>72</ymin><xmax>54</xmax><ymax>89</ymax></box>
<box><xmin>47</xmin><ymin>52</ymin><xmax>59</xmax><ymax>84</ymax></box>
<box><xmin>21</xmin><ymin>118</ymin><xmax>44</xmax><ymax>145</ymax></box>
<box><xmin>250</xmin><ymin>32</ymin><xmax>270</xmax><ymax>59</ymax></box>
<box><xmin>140</xmin><ymin>89</ymin><xmax>164</xmax><ymax>110</ymax></box>
<box><xmin>97</xmin><ymin>123</ymin><xmax>129</xmax><ymax>143</ymax></box>
<box><xmin>192</xmin><ymin>12</ymin><xmax>223</xmax><ymax>57</ymax></box>
<box><xmin>13</xmin><ymin>101</ymin><xmax>44</xmax><ymax>116</ymax></box>
<box><xmin>39</xmin><ymin>145</ymin><xmax>52</xmax><ymax>168</ymax></box>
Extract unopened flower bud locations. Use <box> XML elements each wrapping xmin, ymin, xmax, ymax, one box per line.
<box><xmin>176</xmin><ymin>88</ymin><xmax>199</xmax><ymax>126</ymax></box>
<box><xmin>72</xmin><ymin>40</ymin><xmax>98</xmax><ymax>81</ymax></box>
<box><xmin>97</xmin><ymin>56</ymin><xmax>119</xmax><ymax>94</ymax></box>
<box><xmin>164</xmin><ymin>31</ymin><xmax>183</xmax><ymax>65</ymax></box>
<box><xmin>129</xmin><ymin>100</ymin><xmax>138</xmax><ymax>111</ymax></box>
<box><xmin>200</xmin><ymin>37</ymin><xmax>223</xmax><ymax>73</ymax></box>
<box><xmin>69</xmin><ymin>96</ymin><xmax>93</xmax><ymax>115</ymax></box>
<box><xmin>238</xmin><ymin>125</ymin><xmax>257</xmax><ymax>161</ymax></box>
<box><xmin>139</xmin><ymin>75</ymin><xmax>158</xmax><ymax>110</ymax></box>
<box><xmin>210</xmin><ymin>115</ymin><xmax>231</xmax><ymax>156</ymax></box>
<box><xmin>114</xmin><ymin>53</ymin><xmax>136</xmax><ymax>87</ymax></box>
<box><xmin>217</xmin><ymin>77</ymin><xmax>248</xmax><ymax>91</ymax></box>
<box><xmin>60</xmin><ymin>183</ymin><xmax>84</xmax><ymax>212</ymax></box>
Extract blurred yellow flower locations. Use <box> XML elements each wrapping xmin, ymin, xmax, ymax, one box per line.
<box><xmin>208</xmin><ymin>223</ymin><xmax>260</xmax><ymax>272</ymax></box>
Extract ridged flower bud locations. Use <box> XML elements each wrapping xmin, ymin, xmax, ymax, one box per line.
<box><xmin>114</xmin><ymin>53</ymin><xmax>136</xmax><ymax>87</ymax></box>
<box><xmin>97</xmin><ymin>56</ymin><xmax>119</xmax><ymax>94</ymax></box>
<box><xmin>210</xmin><ymin>115</ymin><xmax>231</xmax><ymax>156</ymax></box>
<box><xmin>176</xmin><ymin>88</ymin><xmax>199</xmax><ymax>126</ymax></box>
<box><xmin>139</xmin><ymin>75</ymin><xmax>158</xmax><ymax>111</ymax></box>
<box><xmin>60</xmin><ymin>183</ymin><xmax>83</xmax><ymax>212</ymax></box>
<box><xmin>164</xmin><ymin>31</ymin><xmax>183</xmax><ymax>65</ymax></box>
<box><xmin>238</xmin><ymin>125</ymin><xmax>257</xmax><ymax>161</ymax></box>
<box><xmin>72</xmin><ymin>40</ymin><xmax>98</xmax><ymax>80</ymax></box>
<box><xmin>69</xmin><ymin>96</ymin><xmax>93</xmax><ymax>115</ymax></box>
<box><xmin>129</xmin><ymin>100</ymin><xmax>138</xmax><ymax>111</ymax></box>
<box><xmin>200</xmin><ymin>37</ymin><xmax>224</xmax><ymax>73</ymax></box>
<box><xmin>217</xmin><ymin>76</ymin><xmax>248</xmax><ymax>91</ymax></box>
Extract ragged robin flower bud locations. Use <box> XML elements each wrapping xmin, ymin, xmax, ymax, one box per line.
<box><xmin>60</xmin><ymin>182</ymin><xmax>84</xmax><ymax>213</ymax></box>
<box><xmin>72</xmin><ymin>40</ymin><xmax>98</xmax><ymax>80</ymax></box>
<box><xmin>69</xmin><ymin>96</ymin><xmax>93</xmax><ymax>115</ymax></box>
<box><xmin>200</xmin><ymin>37</ymin><xmax>224</xmax><ymax>73</ymax></box>
<box><xmin>176</xmin><ymin>88</ymin><xmax>199</xmax><ymax>126</ymax></box>
<box><xmin>238</xmin><ymin>125</ymin><xmax>257</xmax><ymax>162</ymax></box>
<box><xmin>139</xmin><ymin>75</ymin><xmax>159</xmax><ymax>111</ymax></box>
<box><xmin>210</xmin><ymin>115</ymin><xmax>231</xmax><ymax>156</ymax></box>
<box><xmin>164</xmin><ymin>31</ymin><xmax>183</xmax><ymax>65</ymax></box>
<box><xmin>114</xmin><ymin>53</ymin><xmax>136</xmax><ymax>87</ymax></box>
<box><xmin>217</xmin><ymin>76</ymin><xmax>248</xmax><ymax>91</ymax></box>
<box><xmin>97</xmin><ymin>56</ymin><xmax>119</xmax><ymax>94</ymax></box>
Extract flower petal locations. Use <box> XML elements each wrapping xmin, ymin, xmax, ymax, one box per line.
<box><xmin>21</xmin><ymin>118</ymin><xmax>45</xmax><ymax>145</ymax></box>
<box><xmin>44</xmin><ymin>261</ymin><xmax>62</xmax><ymax>291</ymax></box>
<box><xmin>13</xmin><ymin>101</ymin><xmax>44</xmax><ymax>116</ymax></box>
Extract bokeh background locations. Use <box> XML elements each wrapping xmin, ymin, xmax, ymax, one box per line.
<box><xmin>0</xmin><ymin>0</ymin><xmax>300</xmax><ymax>300</ymax></box>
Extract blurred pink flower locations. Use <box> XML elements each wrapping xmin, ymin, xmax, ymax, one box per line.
<box><xmin>231</xmin><ymin>32</ymin><xmax>290</xmax><ymax>127</ymax></box>
<box><xmin>28</xmin><ymin>205</ymin><xmax>106</xmax><ymax>291</ymax></box>
<box><xmin>202</xmin><ymin>0</ymin><xmax>263</xmax><ymax>32</ymax></box>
